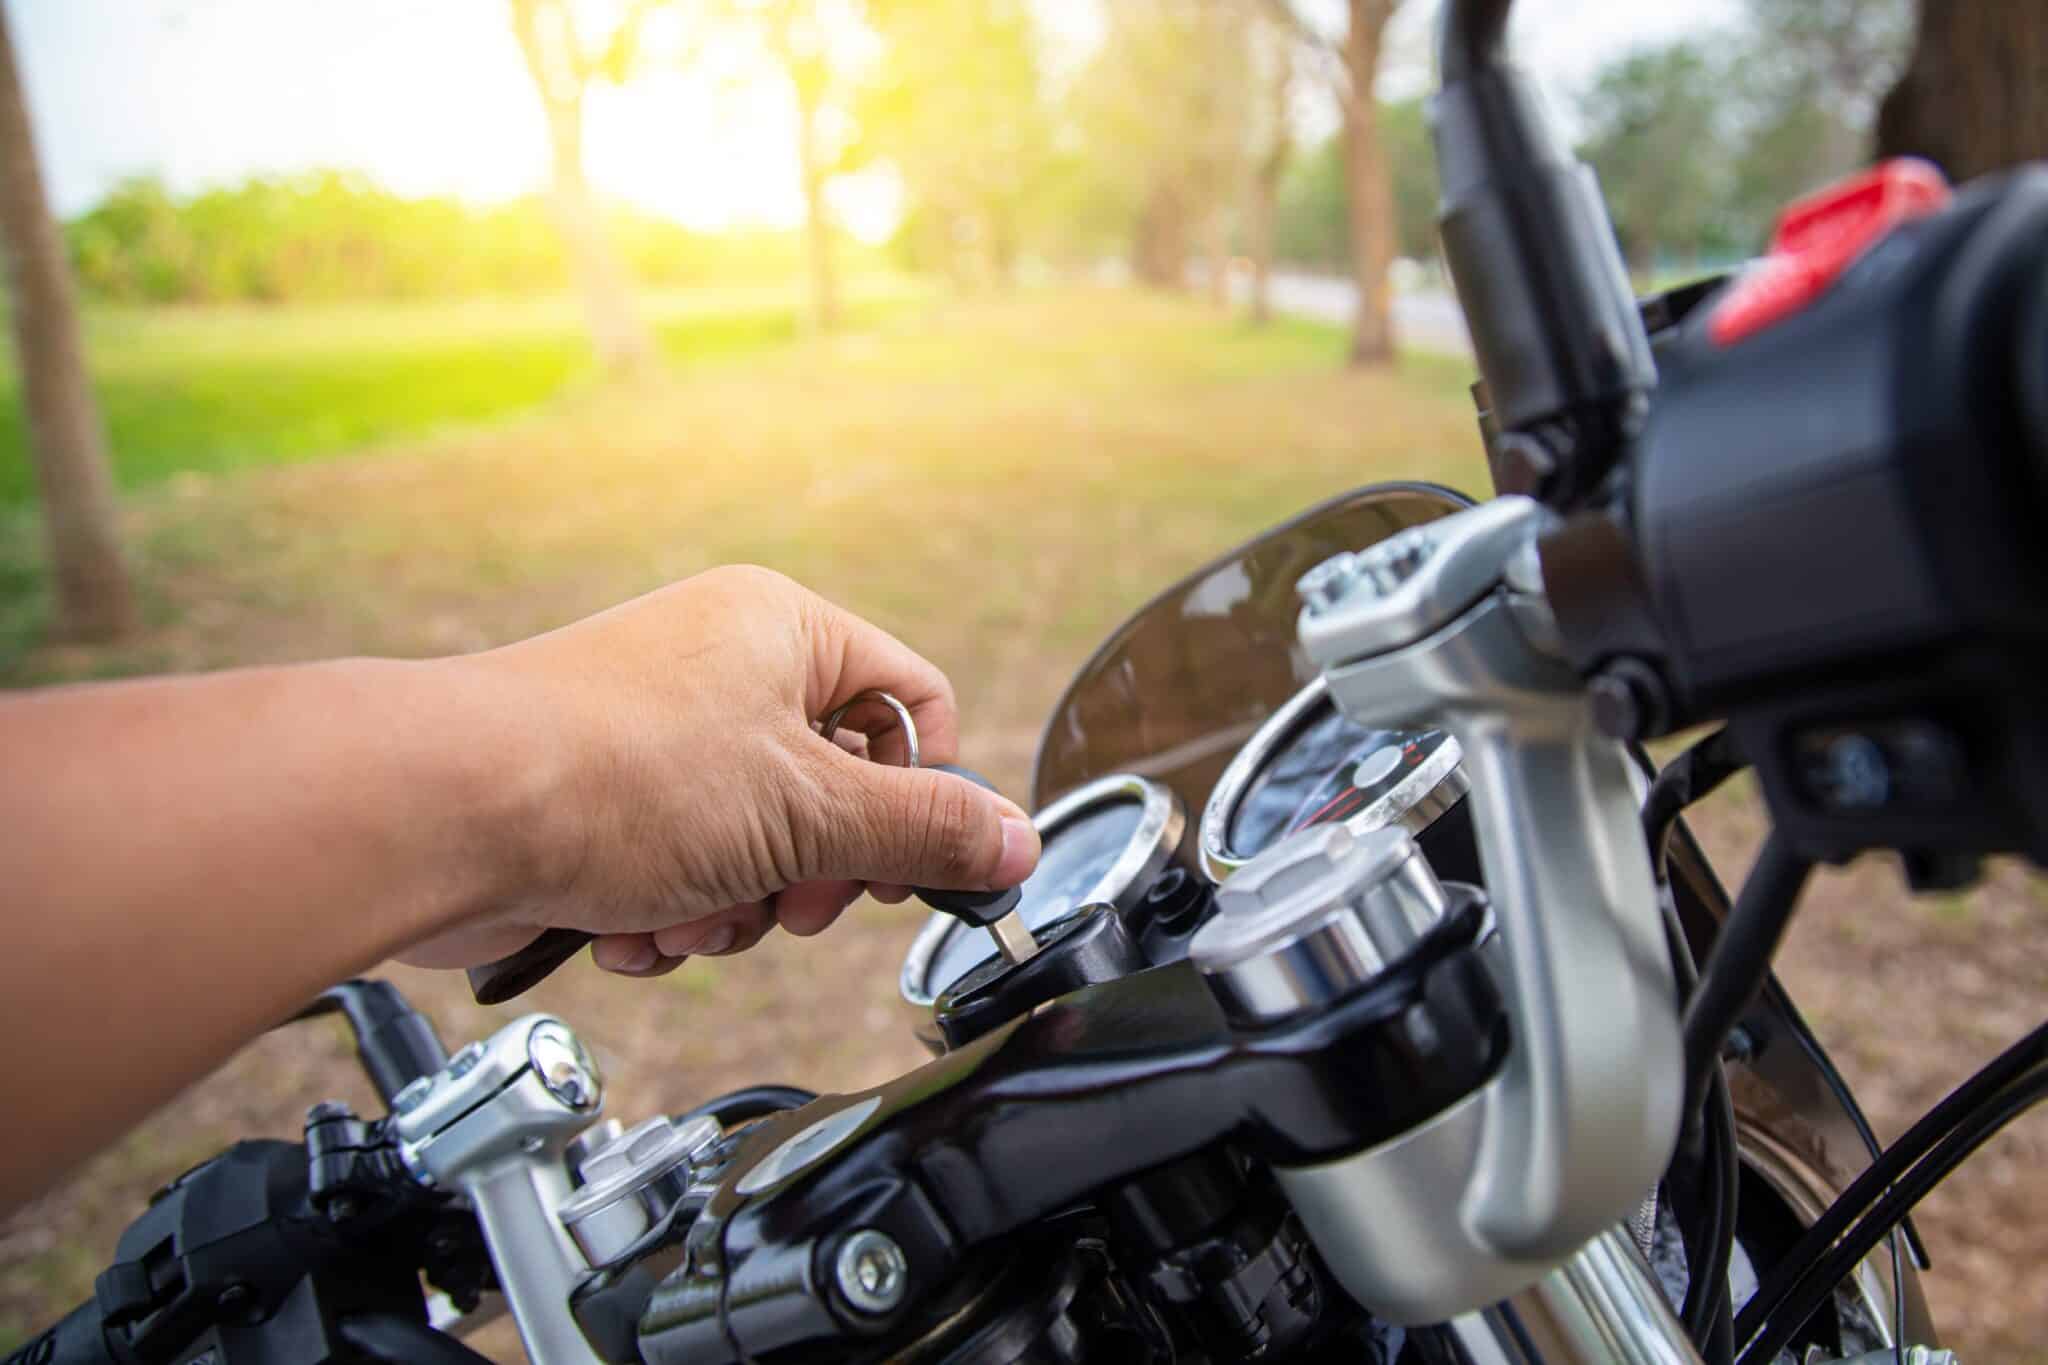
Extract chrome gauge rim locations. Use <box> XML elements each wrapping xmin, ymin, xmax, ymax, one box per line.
<box><xmin>1198</xmin><ymin>676</ymin><xmax>1469</xmax><ymax>883</ymax></box>
<box><xmin>899</xmin><ymin>773</ymin><xmax>1185</xmax><ymax>1008</ymax></box>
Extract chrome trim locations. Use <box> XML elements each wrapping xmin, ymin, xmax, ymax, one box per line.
<box><xmin>390</xmin><ymin>1015</ymin><xmax>607</xmax><ymax>1365</ymax></box>
<box><xmin>1191</xmin><ymin>825</ymin><xmax>1449</xmax><ymax>1025</ymax></box>
<box><xmin>1299</xmin><ymin>497</ymin><xmax>1683</xmax><ymax>1317</ymax></box>
<box><xmin>1449</xmin><ymin>1228</ymin><xmax>1703</xmax><ymax>1364</ymax></box>
<box><xmin>1198</xmin><ymin>674</ymin><xmax>1469</xmax><ymax>883</ymax></box>
<box><xmin>898</xmin><ymin>772</ymin><xmax>1184</xmax><ymax>1008</ymax></box>
<box><xmin>556</xmin><ymin>1113</ymin><xmax>720</xmax><ymax>1265</ymax></box>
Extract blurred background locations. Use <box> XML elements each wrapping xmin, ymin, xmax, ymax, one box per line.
<box><xmin>1</xmin><ymin>0</ymin><xmax>2043</xmax><ymax>1358</ymax></box>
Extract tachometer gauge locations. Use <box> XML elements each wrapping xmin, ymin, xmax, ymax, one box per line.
<box><xmin>899</xmin><ymin>773</ymin><xmax>1184</xmax><ymax>1010</ymax></box>
<box><xmin>1199</xmin><ymin>677</ymin><xmax>1468</xmax><ymax>882</ymax></box>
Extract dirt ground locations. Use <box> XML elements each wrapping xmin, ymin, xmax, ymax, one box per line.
<box><xmin>1</xmin><ymin>292</ymin><xmax>2041</xmax><ymax>1359</ymax></box>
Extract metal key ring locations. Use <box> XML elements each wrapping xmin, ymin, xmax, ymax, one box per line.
<box><xmin>820</xmin><ymin>689</ymin><xmax>921</xmax><ymax>770</ymax></box>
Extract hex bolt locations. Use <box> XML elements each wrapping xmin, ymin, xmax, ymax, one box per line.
<box><xmin>1355</xmin><ymin>528</ymin><xmax>1435</xmax><ymax>597</ymax></box>
<box><xmin>1296</xmin><ymin>553</ymin><xmax>1361</xmax><ymax>616</ymax></box>
<box><xmin>390</xmin><ymin>1075</ymin><xmax>434</xmax><ymax>1116</ymax></box>
<box><xmin>1588</xmin><ymin>658</ymin><xmax>1670</xmax><ymax>741</ymax></box>
<box><xmin>834</xmin><ymin>1229</ymin><xmax>909</xmax><ymax>1315</ymax></box>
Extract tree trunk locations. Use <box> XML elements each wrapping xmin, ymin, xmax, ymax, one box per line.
<box><xmin>545</xmin><ymin>99</ymin><xmax>655</xmax><ymax>372</ymax></box>
<box><xmin>794</xmin><ymin>87</ymin><xmax>839</xmax><ymax>334</ymax></box>
<box><xmin>1246</xmin><ymin>172</ymin><xmax>1277</xmax><ymax>325</ymax></box>
<box><xmin>1342</xmin><ymin>0</ymin><xmax>1399</xmax><ymax>367</ymax></box>
<box><xmin>987</xmin><ymin>203</ymin><xmax>1018</xmax><ymax>291</ymax></box>
<box><xmin>1877</xmin><ymin>0</ymin><xmax>2048</xmax><ymax>182</ymax></box>
<box><xmin>1134</xmin><ymin>182</ymin><xmax>1190</xmax><ymax>290</ymax></box>
<box><xmin>509</xmin><ymin>0</ymin><xmax>654</xmax><ymax>375</ymax></box>
<box><xmin>0</xmin><ymin>5</ymin><xmax>135</xmax><ymax>640</ymax></box>
<box><xmin>1247</xmin><ymin>53</ymin><xmax>1292</xmax><ymax>327</ymax></box>
<box><xmin>1204</xmin><ymin>211</ymin><xmax>1231</xmax><ymax>309</ymax></box>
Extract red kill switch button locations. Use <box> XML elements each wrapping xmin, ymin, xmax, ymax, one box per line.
<box><xmin>1710</xmin><ymin>158</ymin><xmax>1951</xmax><ymax>347</ymax></box>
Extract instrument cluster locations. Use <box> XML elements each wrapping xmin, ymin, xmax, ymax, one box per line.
<box><xmin>898</xmin><ymin>678</ymin><xmax>1477</xmax><ymax>1043</ymax></box>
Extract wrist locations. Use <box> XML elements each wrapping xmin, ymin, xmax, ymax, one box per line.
<box><xmin>385</xmin><ymin>653</ymin><xmax>579</xmax><ymax>948</ymax></box>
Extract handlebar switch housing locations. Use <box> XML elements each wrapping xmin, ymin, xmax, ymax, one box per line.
<box><xmin>1548</xmin><ymin>167</ymin><xmax>2048</xmax><ymax>870</ymax></box>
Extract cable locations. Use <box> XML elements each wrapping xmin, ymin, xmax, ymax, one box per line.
<box><xmin>1676</xmin><ymin>1066</ymin><xmax>1738</xmax><ymax>1363</ymax></box>
<box><xmin>1641</xmin><ymin>742</ymin><xmax>1913</xmax><ymax>1361</ymax></box>
<box><xmin>1681</xmin><ymin>833</ymin><xmax>1813</xmax><ymax>1123</ymax></box>
<box><xmin>1640</xmin><ymin>729</ymin><xmax>1929</xmax><ymax>1275</ymax></box>
<box><xmin>676</xmin><ymin>1084</ymin><xmax>816</xmax><ymax>1130</ymax></box>
<box><xmin>1777</xmin><ymin>999</ymin><xmax>1931</xmax><ymax>1270</ymax></box>
<box><xmin>1776</xmin><ymin>999</ymin><xmax>1913</xmax><ymax>1362</ymax></box>
<box><xmin>1734</xmin><ymin>1062</ymin><xmax>2048</xmax><ymax>1365</ymax></box>
<box><xmin>1735</xmin><ymin>1015</ymin><xmax>2048</xmax><ymax>1350</ymax></box>
<box><xmin>1659</xmin><ymin>895</ymin><xmax>1735</xmax><ymax>1364</ymax></box>
<box><xmin>1641</xmin><ymin>726</ymin><xmax>1747</xmax><ymax>879</ymax></box>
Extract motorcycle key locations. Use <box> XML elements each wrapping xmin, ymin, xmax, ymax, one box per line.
<box><xmin>821</xmin><ymin>691</ymin><xmax>1039</xmax><ymax>967</ymax></box>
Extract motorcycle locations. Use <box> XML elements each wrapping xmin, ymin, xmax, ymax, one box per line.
<box><xmin>15</xmin><ymin>0</ymin><xmax>2048</xmax><ymax>1361</ymax></box>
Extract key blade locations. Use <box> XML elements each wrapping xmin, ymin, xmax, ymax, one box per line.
<box><xmin>988</xmin><ymin>913</ymin><xmax>1039</xmax><ymax>966</ymax></box>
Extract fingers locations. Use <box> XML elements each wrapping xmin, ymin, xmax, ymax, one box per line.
<box><xmin>803</xmin><ymin>595</ymin><xmax>960</xmax><ymax>768</ymax></box>
<box><xmin>775</xmin><ymin>879</ymin><xmax>864</xmax><ymax>936</ymax></box>
<box><xmin>652</xmin><ymin>901</ymin><xmax>776</xmax><ymax>959</ymax></box>
<box><xmin>595</xmin><ymin>900</ymin><xmax>778</xmax><ymax>977</ymax></box>
<box><xmin>592</xmin><ymin>933</ymin><xmax>685</xmax><ymax>977</ymax></box>
<box><xmin>805</xmin><ymin>749</ymin><xmax>1040</xmax><ymax>890</ymax></box>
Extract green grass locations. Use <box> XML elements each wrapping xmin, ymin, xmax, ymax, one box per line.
<box><xmin>0</xmin><ymin>287</ymin><xmax>1486</xmax><ymax>684</ymax></box>
<box><xmin>0</xmin><ymin>280</ymin><xmax>930</xmax><ymax>505</ymax></box>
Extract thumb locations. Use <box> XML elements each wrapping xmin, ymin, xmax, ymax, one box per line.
<box><xmin>809</xmin><ymin>754</ymin><xmax>1040</xmax><ymax>891</ymax></box>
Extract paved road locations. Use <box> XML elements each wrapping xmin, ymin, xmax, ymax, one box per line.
<box><xmin>1247</xmin><ymin>271</ymin><xmax>1475</xmax><ymax>357</ymax></box>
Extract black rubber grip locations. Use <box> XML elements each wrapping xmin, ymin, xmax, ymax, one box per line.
<box><xmin>466</xmin><ymin>928</ymin><xmax>593</xmax><ymax>1005</ymax></box>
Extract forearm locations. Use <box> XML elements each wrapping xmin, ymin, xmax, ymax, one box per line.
<box><xmin>0</xmin><ymin>656</ymin><xmax>539</xmax><ymax>1211</ymax></box>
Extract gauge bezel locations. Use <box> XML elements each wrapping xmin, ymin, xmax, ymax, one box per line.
<box><xmin>1198</xmin><ymin>676</ymin><xmax>1469</xmax><ymax>883</ymax></box>
<box><xmin>899</xmin><ymin>772</ymin><xmax>1184</xmax><ymax>1008</ymax></box>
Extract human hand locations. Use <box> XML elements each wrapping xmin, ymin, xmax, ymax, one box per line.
<box><xmin>404</xmin><ymin>566</ymin><xmax>1040</xmax><ymax>977</ymax></box>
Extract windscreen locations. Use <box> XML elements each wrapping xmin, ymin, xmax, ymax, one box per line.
<box><xmin>1029</xmin><ymin>483</ymin><xmax>1472</xmax><ymax>828</ymax></box>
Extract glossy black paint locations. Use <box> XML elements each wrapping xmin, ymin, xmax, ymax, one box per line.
<box><xmin>934</xmin><ymin>906</ymin><xmax>1146</xmax><ymax>1051</ymax></box>
<box><xmin>636</xmin><ymin>897</ymin><xmax>1505</xmax><ymax>1363</ymax></box>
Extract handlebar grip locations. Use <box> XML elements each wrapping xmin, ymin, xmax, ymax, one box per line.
<box><xmin>466</xmin><ymin>927</ymin><xmax>593</xmax><ymax>1005</ymax></box>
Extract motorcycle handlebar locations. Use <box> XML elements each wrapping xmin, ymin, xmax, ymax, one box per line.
<box><xmin>1431</xmin><ymin>0</ymin><xmax>1656</xmax><ymax>508</ymax></box>
<box><xmin>2</xmin><ymin>1300</ymin><xmax>113</xmax><ymax>1365</ymax></box>
<box><xmin>1437</xmin><ymin>0</ymin><xmax>1511</xmax><ymax>81</ymax></box>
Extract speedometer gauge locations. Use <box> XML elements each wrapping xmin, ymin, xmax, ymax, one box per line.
<box><xmin>899</xmin><ymin>773</ymin><xmax>1184</xmax><ymax>1011</ymax></box>
<box><xmin>1200</xmin><ymin>677</ymin><xmax>1468</xmax><ymax>882</ymax></box>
